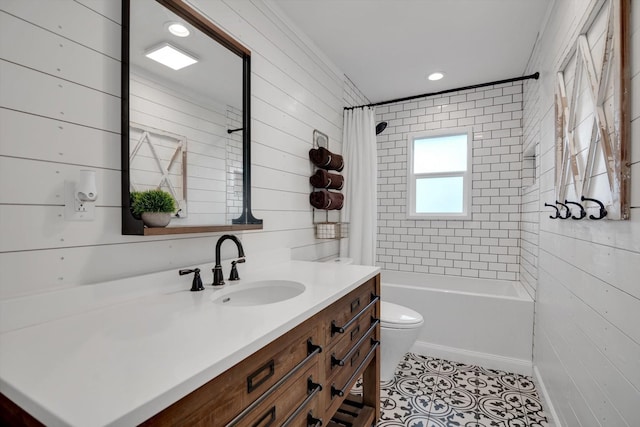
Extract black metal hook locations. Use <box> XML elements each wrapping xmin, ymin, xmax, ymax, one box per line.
<box><xmin>564</xmin><ymin>200</ymin><xmax>587</xmax><ymax>220</ymax></box>
<box><xmin>581</xmin><ymin>196</ymin><xmax>608</xmax><ymax>220</ymax></box>
<box><xmin>227</xmin><ymin>127</ymin><xmax>243</xmax><ymax>134</ymax></box>
<box><xmin>544</xmin><ymin>202</ymin><xmax>560</xmax><ymax>219</ymax></box>
<box><xmin>555</xmin><ymin>201</ymin><xmax>572</xmax><ymax>219</ymax></box>
<box><xmin>556</xmin><ymin>200</ymin><xmax>571</xmax><ymax>219</ymax></box>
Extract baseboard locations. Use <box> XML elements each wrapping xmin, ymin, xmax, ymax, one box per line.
<box><xmin>533</xmin><ymin>365</ymin><xmax>561</xmax><ymax>427</ymax></box>
<box><xmin>411</xmin><ymin>340</ymin><xmax>533</xmax><ymax>376</ymax></box>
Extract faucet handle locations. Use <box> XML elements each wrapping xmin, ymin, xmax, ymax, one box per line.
<box><xmin>229</xmin><ymin>258</ymin><xmax>245</xmax><ymax>281</ymax></box>
<box><xmin>179</xmin><ymin>268</ymin><xmax>204</xmax><ymax>292</ymax></box>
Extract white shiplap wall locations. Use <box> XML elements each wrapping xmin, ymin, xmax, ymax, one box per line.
<box><xmin>0</xmin><ymin>0</ymin><xmax>356</xmax><ymax>300</ymax></box>
<box><xmin>524</xmin><ymin>0</ymin><xmax>640</xmax><ymax>425</ymax></box>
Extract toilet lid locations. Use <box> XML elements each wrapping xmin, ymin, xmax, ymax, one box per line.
<box><xmin>381</xmin><ymin>301</ymin><xmax>424</xmax><ymax>329</ymax></box>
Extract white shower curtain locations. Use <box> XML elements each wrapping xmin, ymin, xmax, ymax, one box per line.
<box><xmin>341</xmin><ymin>107</ymin><xmax>377</xmax><ymax>266</ymax></box>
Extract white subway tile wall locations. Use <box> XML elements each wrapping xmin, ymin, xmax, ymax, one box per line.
<box><xmin>520</xmin><ymin>59</ymin><xmax>542</xmax><ymax>300</ymax></box>
<box><xmin>376</xmin><ymin>83</ymin><xmax>523</xmax><ymax>280</ymax></box>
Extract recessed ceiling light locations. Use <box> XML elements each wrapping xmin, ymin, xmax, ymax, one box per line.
<box><xmin>428</xmin><ymin>72</ymin><xmax>445</xmax><ymax>81</ymax></box>
<box><xmin>145</xmin><ymin>43</ymin><xmax>198</xmax><ymax>70</ymax></box>
<box><xmin>167</xmin><ymin>22</ymin><xmax>190</xmax><ymax>38</ymax></box>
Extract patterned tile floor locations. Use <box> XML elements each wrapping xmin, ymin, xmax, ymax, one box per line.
<box><xmin>368</xmin><ymin>353</ymin><xmax>549</xmax><ymax>427</ymax></box>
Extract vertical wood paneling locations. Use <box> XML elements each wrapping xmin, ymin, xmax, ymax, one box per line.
<box><xmin>0</xmin><ymin>0</ymin><xmax>353</xmax><ymax>301</ymax></box>
<box><xmin>524</xmin><ymin>0</ymin><xmax>640</xmax><ymax>424</ymax></box>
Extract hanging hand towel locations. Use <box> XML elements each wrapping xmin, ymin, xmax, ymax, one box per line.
<box><xmin>310</xmin><ymin>169</ymin><xmax>344</xmax><ymax>190</ymax></box>
<box><xmin>308</xmin><ymin>147</ymin><xmax>344</xmax><ymax>171</ymax></box>
<box><xmin>310</xmin><ymin>190</ymin><xmax>344</xmax><ymax>210</ymax></box>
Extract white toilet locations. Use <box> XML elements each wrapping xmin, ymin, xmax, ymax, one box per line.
<box><xmin>380</xmin><ymin>301</ymin><xmax>424</xmax><ymax>382</ymax></box>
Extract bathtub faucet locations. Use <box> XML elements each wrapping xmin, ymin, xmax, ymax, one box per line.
<box><xmin>212</xmin><ymin>235</ymin><xmax>245</xmax><ymax>286</ymax></box>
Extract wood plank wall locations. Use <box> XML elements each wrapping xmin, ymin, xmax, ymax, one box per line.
<box><xmin>523</xmin><ymin>0</ymin><xmax>640</xmax><ymax>425</ymax></box>
<box><xmin>0</xmin><ymin>0</ymin><xmax>364</xmax><ymax>300</ymax></box>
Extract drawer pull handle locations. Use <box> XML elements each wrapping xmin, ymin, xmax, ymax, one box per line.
<box><xmin>251</xmin><ymin>406</ymin><xmax>275</xmax><ymax>427</ymax></box>
<box><xmin>307</xmin><ymin>412</ymin><xmax>323</xmax><ymax>427</ymax></box>
<box><xmin>350</xmin><ymin>297</ymin><xmax>361</xmax><ymax>312</ymax></box>
<box><xmin>226</xmin><ymin>339</ymin><xmax>322</xmax><ymax>427</ymax></box>
<box><xmin>331</xmin><ymin>318</ymin><xmax>380</xmax><ymax>367</ymax></box>
<box><xmin>331</xmin><ymin>339</ymin><xmax>380</xmax><ymax>398</ymax></box>
<box><xmin>331</xmin><ymin>294</ymin><xmax>380</xmax><ymax>336</ymax></box>
<box><xmin>281</xmin><ymin>377</ymin><xmax>323</xmax><ymax>427</ymax></box>
<box><xmin>247</xmin><ymin>359</ymin><xmax>275</xmax><ymax>393</ymax></box>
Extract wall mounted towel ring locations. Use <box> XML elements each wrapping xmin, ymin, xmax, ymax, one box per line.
<box><xmin>581</xmin><ymin>196</ymin><xmax>608</xmax><ymax>220</ymax></box>
<box><xmin>564</xmin><ymin>200</ymin><xmax>587</xmax><ymax>220</ymax></box>
<box><xmin>555</xmin><ymin>201</ymin><xmax>572</xmax><ymax>219</ymax></box>
<box><xmin>544</xmin><ymin>203</ymin><xmax>560</xmax><ymax>219</ymax></box>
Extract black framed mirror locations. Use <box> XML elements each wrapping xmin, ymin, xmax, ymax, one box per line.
<box><xmin>122</xmin><ymin>0</ymin><xmax>262</xmax><ymax>235</ymax></box>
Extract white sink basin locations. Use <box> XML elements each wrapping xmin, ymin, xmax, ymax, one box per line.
<box><xmin>212</xmin><ymin>280</ymin><xmax>305</xmax><ymax>306</ymax></box>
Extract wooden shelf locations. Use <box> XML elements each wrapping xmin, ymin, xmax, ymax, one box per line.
<box><xmin>327</xmin><ymin>394</ymin><xmax>375</xmax><ymax>427</ymax></box>
<box><xmin>143</xmin><ymin>223</ymin><xmax>262</xmax><ymax>235</ymax></box>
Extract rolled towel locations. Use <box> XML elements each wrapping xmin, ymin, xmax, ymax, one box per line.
<box><xmin>310</xmin><ymin>169</ymin><xmax>344</xmax><ymax>190</ymax></box>
<box><xmin>310</xmin><ymin>190</ymin><xmax>344</xmax><ymax>210</ymax></box>
<box><xmin>309</xmin><ymin>147</ymin><xmax>344</xmax><ymax>171</ymax></box>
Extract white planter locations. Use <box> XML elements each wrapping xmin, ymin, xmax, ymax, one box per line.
<box><xmin>141</xmin><ymin>212</ymin><xmax>171</xmax><ymax>228</ymax></box>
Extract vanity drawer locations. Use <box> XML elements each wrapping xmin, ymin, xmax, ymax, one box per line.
<box><xmin>140</xmin><ymin>324</ymin><xmax>321</xmax><ymax>426</ymax></box>
<box><xmin>323</xmin><ymin>278</ymin><xmax>378</xmax><ymax>348</ymax></box>
<box><xmin>233</xmin><ymin>363</ymin><xmax>321</xmax><ymax>427</ymax></box>
<box><xmin>324</xmin><ymin>307</ymin><xmax>379</xmax><ymax>380</ymax></box>
<box><xmin>323</xmin><ymin>329</ymin><xmax>379</xmax><ymax>414</ymax></box>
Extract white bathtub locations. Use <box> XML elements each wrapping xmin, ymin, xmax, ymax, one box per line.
<box><xmin>381</xmin><ymin>270</ymin><xmax>534</xmax><ymax>375</ymax></box>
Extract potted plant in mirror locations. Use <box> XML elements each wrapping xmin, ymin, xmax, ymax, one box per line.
<box><xmin>131</xmin><ymin>189</ymin><xmax>176</xmax><ymax>228</ymax></box>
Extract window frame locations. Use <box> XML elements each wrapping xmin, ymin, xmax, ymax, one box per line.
<box><xmin>406</xmin><ymin>128</ymin><xmax>473</xmax><ymax>220</ymax></box>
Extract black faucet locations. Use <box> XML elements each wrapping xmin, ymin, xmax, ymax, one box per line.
<box><xmin>212</xmin><ymin>234</ymin><xmax>245</xmax><ymax>286</ymax></box>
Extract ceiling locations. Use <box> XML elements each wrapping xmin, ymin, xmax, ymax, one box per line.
<box><xmin>270</xmin><ymin>0</ymin><xmax>551</xmax><ymax>104</ymax></box>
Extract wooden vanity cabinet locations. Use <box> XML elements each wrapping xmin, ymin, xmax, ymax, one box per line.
<box><xmin>0</xmin><ymin>275</ymin><xmax>380</xmax><ymax>427</ymax></box>
<box><xmin>144</xmin><ymin>274</ymin><xmax>381</xmax><ymax>427</ymax></box>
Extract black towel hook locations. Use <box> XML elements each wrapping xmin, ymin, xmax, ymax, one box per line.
<box><xmin>581</xmin><ymin>196</ymin><xmax>608</xmax><ymax>220</ymax></box>
<box><xmin>564</xmin><ymin>200</ymin><xmax>586</xmax><ymax>220</ymax></box>
<box><xmin>544</xmin><ymin>202</ymin><xmax>560</xmax><ymax>219</ymax></box>
<box><xmin>555</xmin><ymin>201</ymin><xmax>572</xmax><ymax>219</ymax></box>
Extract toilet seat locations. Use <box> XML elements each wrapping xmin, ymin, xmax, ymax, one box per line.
<box><xmin>381</xmin><ymin>301</ymin><xmax>424</xmax><ymax>329</ymax></box>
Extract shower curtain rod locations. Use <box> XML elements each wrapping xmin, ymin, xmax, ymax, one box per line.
<box><xmin>344</xmin><ymin>72</ymin><xmax>539</xmax><ymax>110</ymax></box>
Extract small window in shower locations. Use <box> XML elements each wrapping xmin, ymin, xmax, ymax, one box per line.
<box><xmin>406</xmin><ymin>128</ymin><xmax>472</xmax><ymax>219</ymax></box>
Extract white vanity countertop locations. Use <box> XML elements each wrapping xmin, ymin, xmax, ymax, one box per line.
<box><xmin>0</xmin><ymin>260</ymin><xmax>379</xmax><ymax>427</ymax></box>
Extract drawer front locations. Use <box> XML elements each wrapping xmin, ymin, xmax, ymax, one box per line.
<box><xmin>141</xmin><ymin>325</ymin><xmax>322</xmax><ymax>426</ymax></box>
<box><xmin>323</xmin><ymin>329</ymin><xmax>379</xmax><ymax>412</ymax></box>
<box><xmin>240</xmin><ymin>328</ymin><xmax>321</xmax><ymax>400</ymax></box>
<box><xmin>324</xmin><ymin>306</ymin><xmax>378</xmax><ymax>380</ymax></box>
<box><xmin>235</xmin><ymin>363</ymin><xmax>321</xmax><ymax>427</ymax></box>
<box><xmin>323</xmin><ymin>278</ymin><xmax>377</xmax><ymax>349</ymax></box>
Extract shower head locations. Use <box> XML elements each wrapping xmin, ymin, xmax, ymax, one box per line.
<box><xmin>375</xmin><ymin>121</ymin><xmax>388</xmax><ymax>135</ymax></box>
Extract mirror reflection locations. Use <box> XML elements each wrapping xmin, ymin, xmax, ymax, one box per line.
<box><xmin>129</xmin><ymin>0</ymin><xmax>243</xmax><ymax>225</ymax></box>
